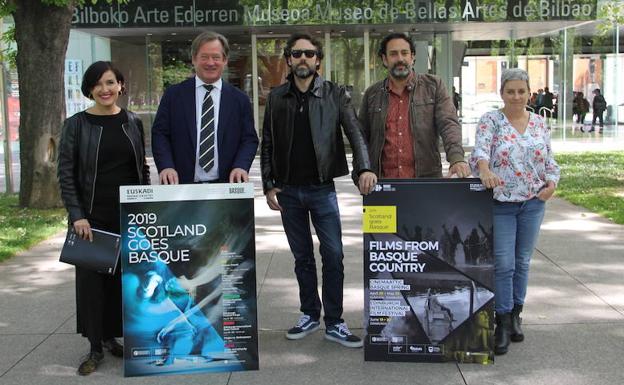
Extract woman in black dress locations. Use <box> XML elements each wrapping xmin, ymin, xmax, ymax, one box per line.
<box><xmin>58</xmin><ymin>61</ymin><xmax>150</xmax><ymax>375</ymax></box>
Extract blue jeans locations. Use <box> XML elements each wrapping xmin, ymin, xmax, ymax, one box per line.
<box><xmin>277</xmin><ymin>182</ymin><xmax>344</xmax><ymax>326</ymax></box>
<box><xmin>493</xmin><ymin>198</ymin><xmax>546</xmax><ymax>314</ymax></box>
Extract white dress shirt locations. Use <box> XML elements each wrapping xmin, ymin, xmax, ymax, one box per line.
<box><xmin>194</xmin><ymin>76</ymin><xmax>222</xmax><ymax>182</ymax></box>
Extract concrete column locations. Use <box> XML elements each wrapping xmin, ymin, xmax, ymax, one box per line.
<box><xmin>251</xmin><ymin>34</ymin><xmax>259</xmax><ymax>134</ymax></box>
<box><xmin>364</xmin><ymin>30</ymin><xmax>370</xmax><ymax>89</ymax></box>
<box><xmin>414</xmin><ymin>40</ymin><xmax>429</xmax><ymax>75</ymax></box>
<box><xmin>614</xmin><ymin>24</ymin><xmax>620</xmax><ymax>125</ymax></box>
<box><xmin>436</xmin><ymin>32</ymin><xmax>454</xmax><ymax>93</ymax></box>
<box><xmin>0</xmin><ymin>18</ymin><xmax>13</xmax><ymax>193</ymax></box>
<box><xmin>508</xmin><ymin>30</ymin><xmax>517</xmax><ymax>68</ymax></box>
<box><xmin>0</xmin><ymin>63</ymin><xmax>13</xmax><ymax>194</ymax></box>
<box><xmin>324</xmin><ymin>32</ymin><xmax>331</xmax><ymax>80</ymax></box>
<box><xmin>558</xmin><ymin>28</ymin><xmax>574</xmax><ymax>132</ymax></box>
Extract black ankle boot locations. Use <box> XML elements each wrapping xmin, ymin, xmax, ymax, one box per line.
<box><xmin>510</xmin><ymin>304</ymin><xmax>524</xmax><ymax>342</ymax></box>
<box><xmin>494</xmin><ymin>312</ymin><xmax>512</xmax><ymax>355</ymax></box>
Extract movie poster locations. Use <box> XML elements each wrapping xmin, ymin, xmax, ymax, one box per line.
<box><xmin>363</xmin><ymin>179</ymin><xmax>494</xmax><ymax>364</ymax></box>
<box><xmin>119</xmin><ymin>184</ymin><xmax>258</xmax><ymax>377</ymax></box>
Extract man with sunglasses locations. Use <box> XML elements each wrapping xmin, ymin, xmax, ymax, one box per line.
<box><xmin>359</xmin><ymin>33</ymin><xmax>469</xmax><ymax>180</ymax></box>
<box><xmin>261</xmin><ymin>33</ymin><xmax>377</xmax><ymax>348</ymax></box>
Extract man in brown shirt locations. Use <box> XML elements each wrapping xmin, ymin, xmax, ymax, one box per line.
<box><xmin>359</xmin><ymin>33</ymin><xmax>470</xmax><ymax>178</ymax></box>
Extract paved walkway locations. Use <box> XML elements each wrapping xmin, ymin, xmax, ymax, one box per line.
<box><xmin>1</xmin><ymin>163</ymin><xmax>623</xmax><ymax>385</ymax></box>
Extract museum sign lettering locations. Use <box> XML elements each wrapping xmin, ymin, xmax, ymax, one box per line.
<box><xmin>72</xmin><ymin>0</ymin><xmax>598</xmax><ymax>28</ymax></box>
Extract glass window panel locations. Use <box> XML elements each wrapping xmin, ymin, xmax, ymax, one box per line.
<box><xmin>331</xmin><ymin>35</ymin><xmax>365</xmax><ymax>111</ymax></box>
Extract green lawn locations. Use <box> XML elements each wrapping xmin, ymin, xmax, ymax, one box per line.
<box><xmin>0</xmin><ymin>194</ymin><xmax>67</xmax><ymax>262</ymax></box>
<box><xmin>555</xmin><ymin>151</ymin><xmax>624</xmax><ymax>224</ymax></box>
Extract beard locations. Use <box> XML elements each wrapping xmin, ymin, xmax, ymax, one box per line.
<box><xmin>390</xmin><ymin>61</ymin><xmax>411</xmax><ymax>79</ymax></box>
<box><xmin>293</xmin><ymin>63</ymin><xmax>315</xmax><ymax>79</ymax></box>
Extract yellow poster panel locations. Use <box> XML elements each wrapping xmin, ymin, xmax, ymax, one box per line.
<box><xmin>362</xmin><ymin>206</ymin><xmax>397</xmax><ymax>233</ymax></box>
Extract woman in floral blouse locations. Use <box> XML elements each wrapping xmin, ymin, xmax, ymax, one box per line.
<box><xmin>469</xmin><ymin>68</ymin><xmax>560</xmax><ymax>356</ymax></box>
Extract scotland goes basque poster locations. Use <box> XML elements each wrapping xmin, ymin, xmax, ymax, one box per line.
<box><xmin>119</xmin><ymin>183</ymin><xmax>258</xmax><ymax>377</ymax></box>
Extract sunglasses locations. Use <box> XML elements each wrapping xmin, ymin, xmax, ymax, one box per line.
<box><xmin>290</xmin><ymin>49</ymin><xmax>317</xmax><ymax>58</ymax></box>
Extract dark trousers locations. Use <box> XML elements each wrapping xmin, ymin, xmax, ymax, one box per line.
<box><xmin>75</xmin><ymin>212</ymin><xmax>123</xmax><ymax>348</ymax></box>
<box><xmin>277</xmin><ymin>183</ymin><xmax>345</xmax><ymax>326</ymax></box>
<box><xmin>592</xmin><ymin>110</ymin><xmax>604</xmax><ymax>127</ymax></box>
<box><xmin>75</xmin><ymin>267</ymin><xmax>123</xmax><ymax>345</ymax></box>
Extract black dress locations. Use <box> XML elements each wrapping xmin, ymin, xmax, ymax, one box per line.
<box><xmin>75</xmin><ymin>110</ymin><xmax>139</xmax><ymax>345</ymax></box>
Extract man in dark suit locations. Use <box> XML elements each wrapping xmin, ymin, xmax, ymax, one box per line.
<box><xmin>152</xmin><ymin>31</ymin><xmax>258</xmax><ymax>184</ymax></box>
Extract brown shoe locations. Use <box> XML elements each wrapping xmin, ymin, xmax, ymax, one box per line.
<box><xmin>102</xmin><ymin>338</ymin><xmax>124</xmax><ymax>357</ymax></box>
<box><xmin>77</xmin><ymin>351</ymin><xmax>104</xmax><ymax>376</ymax></box>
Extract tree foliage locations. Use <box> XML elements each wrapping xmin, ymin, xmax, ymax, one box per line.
<box><xmin>0</xmin><ymin>0</ymin><xmax>123</xmax><ymax>208</ymax></box>
<box><xmin>597</xmin><ymin>0</ymin><xmax>624</xmax><ymax>36</ymax></box>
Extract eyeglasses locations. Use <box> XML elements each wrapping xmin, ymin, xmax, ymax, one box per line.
<box><xmin>290</xmin><ymin>49</ymin><xmax>317</xmax><ymax>58</ymax></box>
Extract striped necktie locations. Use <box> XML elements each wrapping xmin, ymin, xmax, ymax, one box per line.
<box><xmin>199</xmin><ymin>84</ymin><xmax>215</xmax><ymax>172</ymax></box>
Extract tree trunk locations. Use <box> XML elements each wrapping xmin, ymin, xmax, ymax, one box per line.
<box><xmin>12</xmin><ymin>0</ymin><xmax>75</xmax><ymax>208</ymax></box>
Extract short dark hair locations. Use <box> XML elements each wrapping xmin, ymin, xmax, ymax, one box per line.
<box><xmin>378</xmin><ymin>33</ymin><xmax>415</xmax><ymax>58</ymax></box>
<box><xmin>81</xmin><ymin>61</ymin><xmax>124</xmax><ymax>99</ymax></box>
<box><xmin>191</xmin><ymin>31</ymin><xmax>229</xmax><ymax>58</ymax></box>
<box><xmin>283</xmin><ymin>33</ymin><xmax>324</xmax><ymax>60</ymax></box>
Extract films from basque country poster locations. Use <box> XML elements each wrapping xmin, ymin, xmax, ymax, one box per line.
<box><xmin>363</xmin><ymin>179</ymin><xmax>494</xmax><ymax>364</ymax></box>
<box><xmin>119</xmin><ymin>183</ymin><xmax>258</xmax><ymax>377</ymax></box>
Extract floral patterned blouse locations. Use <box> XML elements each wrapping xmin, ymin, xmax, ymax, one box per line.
<box><xmin>469</xmin><ymin>110</ymin><xmax>560</xmax><ymax>202</ymax></box>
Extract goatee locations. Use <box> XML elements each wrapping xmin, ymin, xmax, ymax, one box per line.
<box><xmin>294</xmin><ymin>65</ymin><xmax>314</xmax><ymax>79</ymax></box>
<box><xmin>390</xmin><ymin>62</ymin><xmax>411</xmax><ymax>79</ymax></box>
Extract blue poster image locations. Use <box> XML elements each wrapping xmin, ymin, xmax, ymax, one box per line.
<box><xmin>120</xmin><ymin>184</ymin><xmax>258</xmax><ymax>377</ymax></box>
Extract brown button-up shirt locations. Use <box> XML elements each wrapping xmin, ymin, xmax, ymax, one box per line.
<box><xmin>382</xmin><ymin>75</ymin><xmax>416</xmax><ymax>178</ymax></box>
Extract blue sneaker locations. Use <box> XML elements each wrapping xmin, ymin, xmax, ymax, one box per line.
<box><xmin>286</xmin><ymin>315</ymin><xmax>320</xmax><ymax>340</ymax></box>
<box><xmin>324</xmin><ymin>322</ymin><xmax>363</xmax><ymax>348</ymax></box>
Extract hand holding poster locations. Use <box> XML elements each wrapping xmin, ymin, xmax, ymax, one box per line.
<box><xmin>120</xmin><ymin>184</ymin><xmax>258</xmax><ymax>377</ymax></box>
